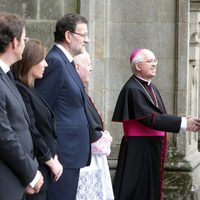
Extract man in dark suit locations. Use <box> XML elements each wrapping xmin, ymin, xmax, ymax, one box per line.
<box><xmin>0</xmin><ymin>12</ymin><xmax>44</xmax><ymax>200</ymax></box>
<box><xmin>112</xmin><ymin>48</ymin><xmax>200</xmax><ymax>200</ymax></box>
<box><xmin>35</xmin><ymin>13</ymin><xmax>90</xmax><ymax>200</ymax></box>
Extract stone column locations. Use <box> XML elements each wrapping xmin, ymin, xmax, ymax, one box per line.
<box><xmin>79</xmin><ymin>0</ymin><xmax>118</xmax><ymax>179</ymax></box>
<box><xmin>163</xmin><ymin>1</ymin><xmax>200</xmax><ymax>199</ymax></box>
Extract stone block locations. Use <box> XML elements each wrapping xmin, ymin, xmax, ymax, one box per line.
<box><xmin>163</xmin><ymin>171</ymin><xmax>194</xmax><ymax>200</ymax></box>
<box><xmin>110</xmin><ymin>0</ymin><xmax>160</xmax><ymax>23</ymax></box>
<box><xmin>107</xmin><ymin>111</ymin><xmax>123</xmax><ymax>143</ymax></box>
<box><xmin>26</xmin><ymin>21</ymin><xmax>55</xmax><ymax>49</ymax></box>
<box><xmin>40</xmin><ymin>0</ymin><xmax>62</xmax><ymax>20</ymax></box>
<box><xmin>179</xmin><ymin>0</ymin><xmax>189</xmax><ymax>23</ymax></box>
<box><xmin>109</xmin><ymin>144</ymin><xmax>120</xmax><ymax>161</ymax></box>
<box><xmin>176</xmin><ymin>91</ymin><xmax>187</xmax><ymax>115</ymax></box>
<box><xmin>108</xmin><ymin>22</ymin><xmax>175</xmax><ymax>63</ymax></box>
<box><xmin>108</xmin><ymin>159</ymin><xmax>117</xmax><ymax>183</ymax></box>
<box><xmin>155</xmin><ymin>58</ymin><xmax>175</xmax><ymax>91</ymax></box>
<box><xmin>106</xmin><ymin>58</ymin><xmax>130</xmax><ymax>91</ymax></box>
<box><xmin>64</xmin><ymin>0</ymin><xmax>79</xmax><ymax>14</ymax></box>
<box><xmin>160</xmin><ymin>91</ymin><xmax>175</xmax><ymax>114</ymax></box>
<box><xmin>176</xmin><ymin>59</ymin><xmax>188</xmax><ymax>90</ymax></box>
<box><xmin>160</xmin><ymin>0</ymin><xmax>176</xmax><ymax>22</ymax></box>
<box><xmin>177</xmin><ymin>23</ymin><xmax>189</xmax><ymax>58</ymax></box>
<box><xmin>0</xmin><ymin>0</ymin><xmax>37</xmax><ymax>19</ymax></box>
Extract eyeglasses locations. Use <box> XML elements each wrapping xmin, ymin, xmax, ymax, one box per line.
<box><xmin>139</xmin><ymin>59</ymin><xmax>158</xmax><ymax>65</ymax></box>
<box><xmin>71</xmin><ymin>32</ymin><xmax>89</xmax><ymax>38</ymax></box>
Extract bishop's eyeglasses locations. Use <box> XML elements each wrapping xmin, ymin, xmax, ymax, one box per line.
<box><xmin>139</xmin><ymin>59</ymin><xmax>158</xmax><ymax>65</ymax></box>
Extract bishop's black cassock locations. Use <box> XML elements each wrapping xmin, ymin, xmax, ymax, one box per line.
<box><xmin>112</xmin><ymin>75</ymin><xmax>181</xmax><ymax>200</ymax></box>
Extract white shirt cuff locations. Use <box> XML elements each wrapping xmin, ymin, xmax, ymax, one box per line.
<box><xmin>29</xmin><ymin>170</ymin><xmax>41</xmax><ymax>188</ymax></box>
<box><xmin>181</xmin><ymin>117</ymin><xmax>187</xmax><ymax>130</ymax></box>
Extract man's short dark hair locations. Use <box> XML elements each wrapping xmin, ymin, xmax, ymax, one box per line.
<box><xmin>0</xmin><ymin>12</ymin><xmax>25</xmax><ymax>53</ymax></box>
<box><xmin>54</xmin><ymin>13</ymin><xmax>88</xmax><ymax>43</ymax></box>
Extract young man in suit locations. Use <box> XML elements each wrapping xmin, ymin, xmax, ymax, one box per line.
<box><xmin>35</xmin><ymin>13</ymin><xmax>90</xmax><ymax>200</ymax></box>
<box><xmin>0</xmin><ymin>12</ymin><xmax>44</xmax><ymax>200</ymax></box>
<box><xmin>112</xmin><ymin>48</ymin><xmax>200</xmax><ymax>200</ymax></box>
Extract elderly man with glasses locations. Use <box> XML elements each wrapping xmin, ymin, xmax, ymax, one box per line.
<box><xmin>112</xmin><ymin>48</ymin><xmax>200</xmax><ymax>200</ymax></box>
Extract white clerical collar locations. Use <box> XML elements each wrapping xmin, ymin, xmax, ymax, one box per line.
<box><xmin>0</xmin><ymin>59</ymin><xmax>10</xmax><ymax>73</ymax></box>
<box><xmin>55</xmin><ymin>43</ymin><xmax>73</xmax><ymax>63</ymax></box>
<box><xmin>134</xmin><ymin>75</ymin><xmax>151</xmax><ymax>85</ymax></box>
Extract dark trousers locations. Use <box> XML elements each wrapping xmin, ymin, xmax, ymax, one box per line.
<box><xmin>26</xmin><ymin>191</ymin><xmax>46</xmax><ymax>200</ymax></box>
<box><xmin>47</xmin><ymin>168</ymin><xmax>80</xmax><ymax>200</ymax></box>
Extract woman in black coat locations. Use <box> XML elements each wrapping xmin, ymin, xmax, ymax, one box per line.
<box><xmin>11</xmin><ymin>39</ymin><xmax>63</xmax><ymax>200</ymax></box>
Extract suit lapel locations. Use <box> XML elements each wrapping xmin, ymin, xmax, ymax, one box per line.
<box><xmin>0</xmin><ymin>68</ymin><xmax>31</xmax><ymax>125</ymax></box>
<box><xmin>67</xmin><ymin>62</ymin><xmax>86</xmax><ymax>102</ymax></box>
<box><xmin>66</xmin><ymin>59</ymin><xmax>85</xmax><ymax>92</ymax></box>
<box><xmin>53</xmin><ymin>46</ymin><xmax>86</xmax><ymax>100</ymax></box>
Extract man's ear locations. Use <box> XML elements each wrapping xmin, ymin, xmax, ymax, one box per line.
<box><xmin>11</xmin><ymin>37</ymin><xmax>18</xmax><ymax>49</ymax></box>
<box><xmin>65</xmin><ymin>31</ymin><xmax>72</xmax><ymax>43</ymax></box>
<box><xmin>135</xmin><ymin>63</ymin><xmax>142</xmax><ymax>72</ymax></box>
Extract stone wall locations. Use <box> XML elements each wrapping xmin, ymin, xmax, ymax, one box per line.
<box><xmin>0</xmin><ymin>0</ymin><xmax>79</xmax><ymax>49</ymax></box>
<box><xmin>81</xmin><ymin>0</ymin><xmax>200</xmax><ymax>199</ymax></box>
<box><xmin>80</xmin><ymin>0</ymin><xmax>179</xmax><ymax>145</ymax></box>
<box><xmin>80</xmin><ymin>0</ymin><xmax>182</xmax><ymax>178</ymax></box>
<box><xmin>2</xmin><ymin>0</ymin><xmax>200</xmax><ymax>199</ymax></box>
<box><xmin>0</xmin><ymin>0</ymin><xmax>180</xmax><ymax>148</ymax></box>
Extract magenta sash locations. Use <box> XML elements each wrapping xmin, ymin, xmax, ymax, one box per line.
<box><xmin>123</xmin><ymin>120</ymin><xmax>165</xmax><ymax>136</ymax></box>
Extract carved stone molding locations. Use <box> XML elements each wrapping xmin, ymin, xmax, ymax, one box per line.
<box><xmin>191</xmin><ymin>0</ymin><xmax>200</xmax><ymax>10</ymax></box>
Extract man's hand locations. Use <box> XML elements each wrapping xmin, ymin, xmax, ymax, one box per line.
<box><xmin>33</xmin><ymin>172</ymin><xmax>44</xmax><ymax>193</ymax></box>
<box><xmin>186</xmin><ymin>116</ymin><xmax>200</xmax><ymax>132</ymax></box>
<box><xmin>25</xmin><ymin>185</ymin><xmax>35</xmax><ymax>194</ymax></box>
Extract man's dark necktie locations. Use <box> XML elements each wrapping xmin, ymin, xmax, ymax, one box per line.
<box><xmin>7</xmin><ymin>71</ymin><xmax>15</xmax><ymax>85</ymax></box>
<box><xmin>71</xmin><ymin>60</ymin><xmax>75</xmax><ymax>68</ymax></box>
